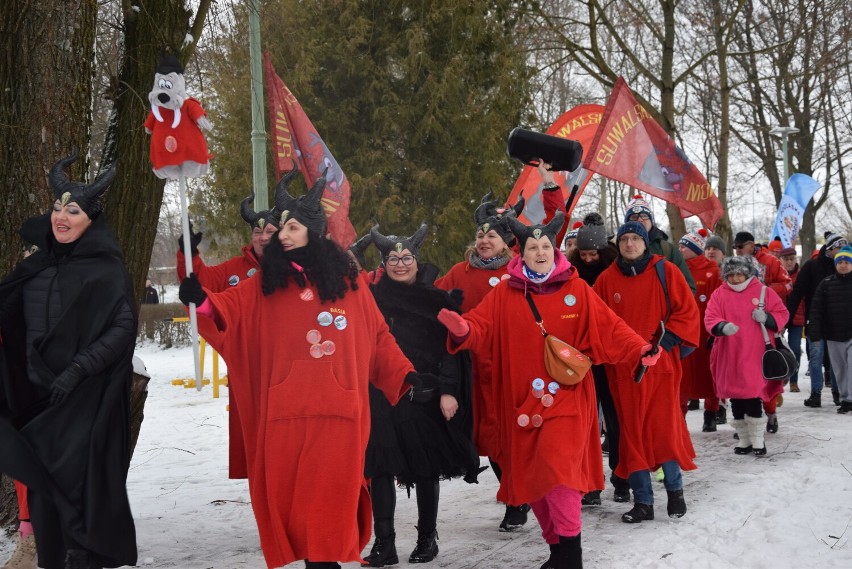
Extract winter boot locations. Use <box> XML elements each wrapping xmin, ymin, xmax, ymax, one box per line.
<box><xmin>499</xmin><ymin>503</ymin><xmax>530</xmax><ymax>531</ymax></box>
<box><xmin>833</xmin><ymin>390</ymin><xmax>841</xmax><ymax>406</ymax></box>
<box><xmin>361</xmin><ymin>532</ymin><xmax>398</xmax><ymax>567</ymax></box>
<box><xmin>715</xmin><ymin>406</ymin><xmax>727</xmax><ymax>425</ymax></box>
<box><xmin>621</xmin><ymin>503</ymin><xmax>654</xmax><ymax>523</ymax></box>
<box><xmin>766</xmin><ymin>413</ymin><xmax>778</xmax><ymax>434</ymax></box>
<box><xmin>611</xmin><ymin>475</ymin><xmax>631</xmax><ymax>503</ymax></box>
<box><xmin>837</xmin><ymin>401</ymin><xmax>852</xmax><ymax>414</ymax></box>
<box><xmin>746</xmin><ymin>416</ymin><xmax>767</xmax><ymax>455</ymax></box>
<box><xmin>539</xmin><ymin>543</ymin><xmax>558</xmax><ymax>569</ymax></box>
<box><xmin>702</xmin><ymin>410</ymin><xmax>717</xmax><ymax>432</ymax></box>
<box><xmin>581</xmin><ymin>491</ymin><xmax>601</xmax><ymax>506</ymax></box>
<box><xmin>790</xmin><ymin>383</ymin><xmax>800</xmax><ymax>392</ymax></box>
<box><xmin>666</xmin><ymin>489</ymin><xmax>687</xmax><ymax>518</ymax></box>
<box><xmin>556</xmin><ymin>534</ymin><xmax>583</xmax><ymax>569</ymax></box>
<box><xmin>408</xmin><ymin>529</ymin><xmax>438</xmax><ymax>564</ymax></box>
<box><xmin>731</xmin><ymin>418</ymin><xmax>752</xmax><ymax>454</ymax></box>
<box><xmin>804</xmin><ymin>393</ymin><xmax>822</xmax><ymax>407</ymax></box>
<box><xmin>2</xmin><ymin>533</ymin><xmax>37</xmax><ymax>569</ymax></box>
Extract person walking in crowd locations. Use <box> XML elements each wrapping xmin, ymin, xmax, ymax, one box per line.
<box><xmin>177</xmin><ymin>176</ymin><xmax>434</xmax><ymax>569</ymax></box>
<box><xmin>767</xmin><ymin>237</ymin><xmax>784</xmax><ymax>257</ymax></box>
<box><xmin>561</xmin><ymin>222</ymin><xmax>582</xmax><ymax>258</ymax></box>
<box><xmin>779</xmin><ymin>247</ymin><xmax>805</xmax><ymax>392</ymax></box>
<box><xmin>677</xmin><ymin>229</ymin><xmax>723</xmax><ymax>431</ymax></box>
<box><xmin>703</xmin><ymin>233</ymin><xmax>727</xmax><ymax>267</ymax></box>
<box><xmin>807</xmin><ymin>245</ymin><xmax>852</xmax><ymax>414</ymax></box>
<box><xmin>434</xmin><ymin>191</ymin><xmax>531</xmax><ymax>532</ymax></box>
<box><xmin>0</xmin><ymin>153</ymin><xmax>137</xmax><ymax>569</ymax></box>
<box><xmin>593</xmin><ymin>221</ymin><xmax>699</xmax><ymax>524</ymax></box>
<box><xmin>436</xmin><ymin>209</ymin><xmax>657</xmax><ymax>569</ymax></box>
<box><xmin>566</xmin><ymin>213</ymin><xmax>631</xmax><ymax>505</ymax></box>
<box><xmin>143</xmin><ymin>278</ymin><xmax>159</xmax><ymax>304</ymax></box>
<box><xmin>787</xmin><ymin>231</ymin><xmax>847</xmax><ymax>407</ymax></box>
<box><xmin>704</xmin><ymin>256</ymin><xmax>789</xmax><ymax>454</ymax></box>
<box><xmin>361</xmin><ymin>224</ymin><xmax>479</xmax><ymax>567</ymax></box>
<box><xmin>623</xmin><ymin>195</ymin><xmax>696</xmax><ymax>293</ymax></box>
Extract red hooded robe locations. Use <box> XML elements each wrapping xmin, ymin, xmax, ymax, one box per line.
<box><xmin>680</xmin><ymin>255</ymin><xmax>723</xmax><ymax>400</ymax></box>
<box><xmin>593</xmin><ymin>255</ymin><xmax>700</xmax><ymax>478</ymax></box>
<box><xmin>199</xmin><ymin>275</ymin><xmax>413</xmax><ymax>568</ymax></box>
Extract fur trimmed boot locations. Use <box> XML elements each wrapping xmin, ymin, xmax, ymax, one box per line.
<box><xmin>731</xmin><ymin>418</ymin><xmax>752</xmax><ymax>454</ymax></box>
<box><xmin>746</xmin><ymin>415</ymin><xmax>767</xmax><ymax>455</ymax></box>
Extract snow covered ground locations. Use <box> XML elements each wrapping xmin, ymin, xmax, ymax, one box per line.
<box><xmin>2</xmin><ymin>342</ymin><xmax>851</xmax><ymax>568</ymax></box>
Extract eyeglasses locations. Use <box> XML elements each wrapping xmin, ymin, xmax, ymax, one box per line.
<box><xmin>385</xmin><ymin>255</ymin><xmax>416</xmax><ymax>266</ymax></box>
<box><xmin>627</xmin><ymin>213</ymin><xmax>651</xmax><ymax>221</ymax></box>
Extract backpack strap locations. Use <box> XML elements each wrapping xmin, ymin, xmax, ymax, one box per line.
<box><xmin>655</xmin><ymin>260</ymin><xmax>672</xmax><ymax>323</ymax></box>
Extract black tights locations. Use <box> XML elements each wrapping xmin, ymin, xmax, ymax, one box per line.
<box><xmin>370</xmin><ymin>475</ymin><xmax>440</xmax><ymax>537</ymax></box>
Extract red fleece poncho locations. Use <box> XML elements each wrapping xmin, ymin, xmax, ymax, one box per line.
<box><xmin>680</xmin><ymin>255</ymin><xmax>723</xmax><ymax>400</ymax></box>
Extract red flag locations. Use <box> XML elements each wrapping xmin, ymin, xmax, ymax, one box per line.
<box><xmin>506</xmin><ymin>104</ymin><xmax>604</xmax><ymax>224</ymax></box>
<box><xmin>264</xmin><ymin>52</ymin><xmax>357</xmax><ymax>247</ymax></box>
<box><xmin>582</xmin><ymin>77</ymin><xmax>723</xmax><ymax>229</ymax></box>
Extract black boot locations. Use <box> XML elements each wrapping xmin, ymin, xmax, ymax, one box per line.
<box><xmin>666</xmin><ymin>489</ymin><xmax>687</xmax><ymax>518</ymax></box>
<box><xmin>305</xmin><ymin>562</ymin><xmax>341</xmax><ymax>568</ymax></box>
<box><xmin>838</xmin><ymin>402</ymin><xmax>852</xmax><ymax>414</ymax></box>
<box><xmin>833</xmin><ymin>390</ymin><xmax>841</xmax><ymax>406</ymax></box>
<box><xmin>408</xmin><ymin>529</ymin><xmax>438</xmax><ymax>564</ymax></box>
<box><xmin>364</xmin><ymin>476</ymin><xmax>398</xmax><ymax>567</ymax></box>
<box><xmin>64</xmin><ymin>549</ymin><xmax>101</xmax><ymax>569</ymax></box>
<box><xmin>687</xmin><ymin>399</ymin><xmax>700</xmax><ymax>410</ymax></box>
<box><xmin>804</xmin><ymin>393</ymin><xmax>822</xmax><ymax>407</ymax></box>
<box><xmin>362</xmin><ymin>532</ymin><xmax>398</xmax><ymax>567</ymax></box>
<box><xmin>715</xmin><ymin>406</ymin><xmax>727</xmax><ymax>425</ymax></box>
<box><xmin>539</xmin><ymin>543</ymin><xmax>558</xmax><ymax>569</ymax></box>
<box><xmin>702</xmin><ymin>410</ymin><xmax>717</xmax><ymax>432</ymax></box>
<box><xmin>611</xmin><ymin>475</ymin><xmax>631</xmax><ymax>503</ymax></box>
<box><xmin>621</xmin><ymin>503</ymin><xmax>654</xmax><ymax>523</ymax></box>
<box><xmin>499</xmin><ymin>503</ymin><xmax>530</xmax><ymax>531</ymax></box>
<box><xmin>409</xmin><ymin>481</ymin><xmax>439</xmax><ymax>563</ymax></box>
<box><xmin>556</xmin><ymin>534</ymin><xmax>583</xmax><ymax>569</ymax></box>
<box><xmin>581</xmin><ymin>490</ymin><xmax>601</xmax><ymax>506</ymax></box>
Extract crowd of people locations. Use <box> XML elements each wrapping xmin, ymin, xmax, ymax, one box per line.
<box><xmin>1</xmin><ymin>155</ymin><xmax>849</xmax><ymax>569</ymax></box>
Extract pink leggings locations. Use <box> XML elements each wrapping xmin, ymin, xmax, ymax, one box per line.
<box><xmin>529</xmin><ymin>485</ymin><xmax>582</xmax><ymax>544</ymax></box>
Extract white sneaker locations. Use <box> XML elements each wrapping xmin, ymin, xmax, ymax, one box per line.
<box><xmin>2</xmin><ymin>534</ymin><xmax>37</xmax><ymax>569</ymax></box>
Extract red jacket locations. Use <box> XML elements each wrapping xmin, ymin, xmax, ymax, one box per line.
<box><xmin>201</xmin><ymin>275</ymin><xmax>413</xmax><ymax>568</ymax></box>
<box><xmin>436</xmin><ymin>259</ymin><xmax>510</xmax><ymax>457</ymax></box>
<box><xmin>594</xmin><ymin>256</ymin><xmax>699</xmax><ymax>478</ymax></box>
<box><xmin>177</xmin><ymin>245</ymin><xmax>260</xmax><ymax>292</ymax></box>
<box><xmin>680</xmin><ymin>255</ymin><xmax>722</xmax><ymax>400</ymax></box>
<box><xmin>754</xmin><ymin>247</ymin><xmax>792</xmax><ymax>300</ymax></box>
<box><xmin>450</xmin><ymin>255</ymin><xmax>647</xmax><ymax>505</ymax></box>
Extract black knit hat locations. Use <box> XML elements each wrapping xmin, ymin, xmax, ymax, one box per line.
<box><xmin>474</xmin><ymin>191</ymin><xmax>525</xmax><ymax>246</ymax></box>
<box><xmin>733</xmin><ymin>231</ymin><xmax>755</xmax><ymax>246</ymax></box>
<box><xmin>48</xmin><ymin>151</ymin><xmax>116</xmax><ymax>220</ymax></box>
<box><xmin>576</xmin><ymin>212</ymin><xmax>608</xmax><ymax>251</ymax></box>
<box><xmin>506</xmin><ymin>210</ymin><xmax>565</xmax><ymax>253</ymax></box>
<box><xmin>156</xmin><ymin>53</ymin><xmax>184</xmax><ymax>75</ymax></box>
<box><xmin>279</xmin><ymin>170</ymin><xmax>328</xmax><ymax>237</ymax></box>
<box><xmin>370</xmin><ymin>223</ymin><xmax>429</xmax><ymax>258</ymax></box>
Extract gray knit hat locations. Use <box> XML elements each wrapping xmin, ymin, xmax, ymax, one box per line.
<box><xmin>721</xmin><ymin>255</ymin><xmax>758</xmax><ymax>279</ymax></box>
<box><xmin>704</xmin><ymin>234</ymin><xmax>728</xmax><ymax>255</ymax></box>
<box><xmin>576</xmin><ymin>212</ymin><xmax>608</xmax><ymax>251</ymax></box>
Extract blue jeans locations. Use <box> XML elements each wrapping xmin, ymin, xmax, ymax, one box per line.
<box><xmin>628</xmin><ymin>460</ymin><xmax>683</xmax><ymax>505</ymax></box>
<box><xmin>807</xmin><ymin>338</ymin><xmax>837</xmax><ymax>394</ymax></box>
<box><xmin>787</xmin><ymin>326</ymin><xmax>803</xmax><ymax>384</ymax></box>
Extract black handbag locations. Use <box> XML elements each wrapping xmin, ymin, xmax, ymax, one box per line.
<box><xmin>758</xmin><ymin>286</ymin><xmax>798</xmax><ymax>381</ymax></box>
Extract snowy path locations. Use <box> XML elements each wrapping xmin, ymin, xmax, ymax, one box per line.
<box><xmin>2</xmin><ymin>343</ymin><xmax>851</xmax><ymax>568</ymax></box>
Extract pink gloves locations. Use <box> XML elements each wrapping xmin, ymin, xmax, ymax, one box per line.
<box><xmin>640</xmin><ymin>343</ymin><xmax>662</xmax><ymax>366</ymax></box>
<box><xmin>437</xmin><ymin>308</ymin><xmax>470</xmax><ymax>340</ymax></box>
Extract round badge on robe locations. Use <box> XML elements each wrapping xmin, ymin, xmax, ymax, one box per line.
<box><xmin>309</xmin><ymin>344</ymin><xmax>323</xmax><ymax>359</ymax></box>
<box><xmin>228</xmin><ymin>275</ymin><xmax>240</xmax><ymax>287</ymax></box>
<box><xmin>321</xmin><ymin>340</ymin><xmax>336</xmax><ymax>355</ymax></box>
<box><xmin>333</xmin><ymin>315</ymin><xmax>347</xmax><ymax>330</ymax></box>
<box><xmin>699</xmin><ymin>294</ymin><xmax>707</xmax><ymax>303</ymax></box>
<box><xmin>489</xmin><ymin>276</ymin><xmax>500</xmax><ymax>287</ymax></box>
<box><xmin>531</xmin><ymin>414</ymin><xmax>543</xmax><ymax>428</ymax></box>
<box><xmin>564</xmin><ymin>294</ymin><xmax>577</xmax><ymax>306</ymax></box>
<box><xmin>306</xmin><ymin>329</ymin><xmax>321</xmax><ymax>344</ymax></box>
<box><xmin>547</xmin><ymin>381</ymin><xmax>560</xmax><ymax>394</ymax></box>
<box><xmin>614</xmin><ymin>292</ymin><xmax>622</xmax><ymax>304</ymax></box>
<box><xmin>247</xmin><ymin>268</ymin><xmax>257</xmax><ymax>278</ymax></box>
<box><xmin>541</xmin><ymin>394</ymin><xmax>554</xmax><ymax>407</ymax></box>
<box><xmin>517</xmin><ymin>414</ymin><xmax>530</xmax><ymax>427</ymax></box>
<box><xmin>752</xmin><ymin>298</ymin><xmax>759</xmax><ymax>306</ymax></box>
<box><xmin>300</xmin><ymin>289</ymin><xmax>315</xmax><ymax>301</ymax></box>
<box><xmin>317</xmin><ymin>311</ymin><xmax>333</xmax><ymax>326</ymax></box>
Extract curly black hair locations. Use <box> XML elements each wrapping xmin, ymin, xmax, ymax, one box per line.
<box><xmin>260</xmin><ymin>234</ymin><xmax>359</xmax><ymax>302</ymax></box>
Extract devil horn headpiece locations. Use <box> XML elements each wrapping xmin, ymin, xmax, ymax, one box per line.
<box><xmin>49</xmin><ymin>150</ymin><xmax>116</xmax><ymax>219</ymax></box>
<box><xmin>370</xmin><ymin>222</ymin><xmax>429</xmax><ymax>258</ymax></box>
<box><xmin>287</xmin><ymin>168</ymin><xmax>328</xmax><ymax>236</ymax></box>
<box><xmin>506</xmin><ymin>208</ymin><xmax>564</xmax><ymax>253</ymax></box>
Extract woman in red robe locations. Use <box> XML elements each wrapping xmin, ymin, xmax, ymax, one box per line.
<box><xmin>593</xmin><ymin>222</ymin><xmax>700</xmax><ymax>524</ymax></box>
<box><xmin>178</xmin><ymin>180</ymin><xmax>429</xmax><ymax>569</ymax></box>
<box><xmin>437</xmin><ymin>211</ymin><xmax>652</xmax><ymax>569</ymax></box>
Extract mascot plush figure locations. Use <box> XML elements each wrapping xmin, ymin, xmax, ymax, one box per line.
<box><xmin>144</xmin><ymin>54</ymin><xmax>212</xmax><ymax>179</ymax></box>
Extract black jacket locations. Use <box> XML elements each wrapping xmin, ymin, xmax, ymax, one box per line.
<box><xmin>787</xmin><ymin>245</ymin><xmax>837</xmax><ymax>325</ymax></box>
<box><xmin>0</xmin><ymin>213</ymin><xmax>137</xmax><ymax>567</ymax></box>
<box><xmin>808</xmin><ymin>272</ymin><xmax>852</xmax><ymax>342</ymax></box>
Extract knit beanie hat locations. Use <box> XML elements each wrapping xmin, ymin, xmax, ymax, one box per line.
<box><xmin>834</xmin><ymin>245</ymin><xmax>852</xmax><ymax>266</ymax></box>
<box><xmin>48</xmin><ymin>151</ymin><xmax>116</xmax><ymax>220</ymax></box>
<box><xmin>506</xmin><ymin>210</ymin><xmax>565</xmax><ymax>254</ymax></box>
<box><xmin>623</xmin><ymin>194</ymin><xmax>654</xmax><ymax>224</ymax></box>
<box><xmin>616</xmin><ymin>221</ymin><xmax>649</xmax><ymax>248</ymax></box>
<box><xmin>779</xmin><ymin>246</ymin><xmax>797</xmax><ymax>257</ymax></box>
<box><xmin>473</xmin><ymin>191</ymin><xmax>525</xmax><ymax>246</ymax></box>
<box><xmin>679</xmin><ymin>228</ymin><xmax>709</xmax><ymax>257</ymax></box>
<box><xmin>564</xmin><ymin>221</ymin><xmax>583</xmax><ymax>242</ymax></box>
<box><xmin>721</xmin><ymin>255</ymin><xmax>758</xmax><ymax>279</ymax></box>
<box><xmin>733</xmin><ymin>231</ymin><xmax>755</xmax><ymax>246</ymax></box>
<box><xmin>278</xmin><ymin>170</ymin><xmax>328</xmax><ymax>237</ymax></box>
<box><xmin>371</xmin><ymin>223</ymin><xmax>429</xmax><ymax>258</ymax></box>
<box><xmin>767</xmin><ymin>237</ymin><xmax>783</xmax><ymax>253</ymax></box>
<box><xmin>704</xmin><ymin>234</ymin><xmax>727</xmax><ymax>255</ymax></box>
<box><xmin>824</xmin><ymin>231</ymin><xmax>848</xmax><ymax>251</ymax></box>
<box><xmin>576</xmin><ymin>212</ymin><xmax>609</xmax><ymax>251</ymax></box>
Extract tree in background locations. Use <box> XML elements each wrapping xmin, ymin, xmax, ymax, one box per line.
<box><xmin>205</xmin><ymin>0</ymin><xmax>534</xmax><ymax>272</ymax></box>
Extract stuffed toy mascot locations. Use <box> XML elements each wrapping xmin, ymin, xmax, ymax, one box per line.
<box><xmin>144</xmin><ymin>53</ymin><xmax>212</xmax><ymax>179</ymax></box>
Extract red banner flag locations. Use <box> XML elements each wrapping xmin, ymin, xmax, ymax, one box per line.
<box><xmin>506</xmin><ymin>104</ymin><xmax>604</xmax><ymax>224</ymax></box>
<box><xmin>582</xmin><ymin>77</ymin><xmax>723</xmax><ymax>229</ymax></box>
<box><xmin>264</xmin><ymin>52</ymin><xmax>357</xmax><ymax>247</ymax></box>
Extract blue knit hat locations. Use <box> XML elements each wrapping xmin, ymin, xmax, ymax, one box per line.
<box><xmin>616</xmin><ymin>221</ymin><xmax>649</xmax><ymax>248</ymax></box>
<box><xmin>623</xmin><ymin>194</ymin><xmax>654</xmax><ymax>224</ymax></box>
<box><xmin>835</xmin><ymin>245</ymin><xmax>852</xmax><ymax>266</ymax></box>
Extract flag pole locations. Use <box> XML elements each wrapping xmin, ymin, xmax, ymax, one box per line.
<box><xmin>248</xmin><ymin>0</ymin><xmax>269</xmax><ymax>209</ymax></box>
<box><xmin>177</xmin><ymin>174</ymin><xmax>202</xmax><ymax>390</ymax></box>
